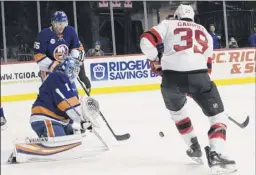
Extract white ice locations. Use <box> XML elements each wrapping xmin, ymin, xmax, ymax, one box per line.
<box><xmin>1</xmin><ymin>84</ymin><xmax>255</xmax><ymax>175</ymax></box>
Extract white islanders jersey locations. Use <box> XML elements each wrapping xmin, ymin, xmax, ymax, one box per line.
<box><xmin>140</xmin><ymin>19</ymin><xmax>213</xmax><ymax>72</ymax></box>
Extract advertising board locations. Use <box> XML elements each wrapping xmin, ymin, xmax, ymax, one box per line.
<box><xmin>1</xmin><ymin>48</ymin><xmax>255</xmax><ymax>102</ymax></box>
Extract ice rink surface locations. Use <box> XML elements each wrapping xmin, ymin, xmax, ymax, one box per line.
<box><xmin>1</xmin><ymin>84</ymin><xmax>255</xmax><ymax>175</ymax></box>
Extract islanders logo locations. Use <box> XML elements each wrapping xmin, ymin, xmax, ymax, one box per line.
<box><xmin>53</xmin><ymin>44</ymin><xmax>69</xmax><ymax>61</ymax></box>
<box><xmin>90</xmin><ymin>63</ymin><xmax>108</xmax><ymax>81</ymax></box>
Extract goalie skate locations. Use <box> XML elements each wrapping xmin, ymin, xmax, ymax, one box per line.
<box><xmin>7</xmin><ymin>152</ymin><xmax>17</xmax><ymax>164</ymax></box>
<box><xmin>186</xmin><ymin>137</ymin><xmax>203</xmax><ymax>164</ymax></box>
<box><xmin>205</xmin><ymin>146</ymin><xmax>237</xmax><ymax>175</ymax></box>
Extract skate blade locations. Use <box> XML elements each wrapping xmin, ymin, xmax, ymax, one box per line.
<box><xmin>191</xmin><ymin>157</ymin><xmax>204</xmax><ymax>164</ymax></box>
<box><xmin>211</xmin><ymin>164</ymin><xmax>237</xmax><ymax>175</ymax></box>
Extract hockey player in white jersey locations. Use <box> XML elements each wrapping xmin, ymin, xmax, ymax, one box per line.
<box><xmin>140</xmin><ymin>4</ymin><xmax>236</xmax><ymax>175</ymax></box>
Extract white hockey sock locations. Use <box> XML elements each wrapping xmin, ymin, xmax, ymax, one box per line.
<box><xmin>208</xmin><ymin>112</ymin><xmax>228</xmax><ymax>155</ymax></box>
<box><xmin>175</xmin><ymin>117</ymin><xmax>197</xmax><ymax>147</ymax></box>
<box><xmin>208</xmin><ymin>123</ymin><xmax>227</xmax><ymax>155</ymax></box>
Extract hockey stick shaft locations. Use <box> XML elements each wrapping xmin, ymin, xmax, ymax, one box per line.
<box><xmin>56</xmin><ymin>88</ymin><xmax>80</xmax><ymax>116</ymax></box>
<box><xmin>91</xmin><ymin>129</ymin><xmax>109</xmax><ymax>150</ymax></box>
<box><xmin>56</xmin><ymin>88</ymin><xmax>98</xmax><ymax>128</ymax></box>
<box><xmin>55</xmin><ymin>88</ymin><xmax>109</xmax><ymax>149</ymax></box>
<box><xmin>77</xmin><ymin>78</ymin><xmax>130</xmax><ymax>141</ymax></box>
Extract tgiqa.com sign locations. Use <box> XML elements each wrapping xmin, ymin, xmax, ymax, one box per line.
<box><xmin>90</xmin><ymin>60</ymin><xmax>159</xmax><ymax>81</ymax></box>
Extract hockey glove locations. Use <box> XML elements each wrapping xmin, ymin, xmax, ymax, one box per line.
<box><xmin>70</xmin><ymin>49</ymin><xmax>85</xmax><ymax>65</ymax></box>
<box><xmin>80</xmin><ymin>96</ymin><xmax>100</xmax><ymax>128</ymax></box>
<box><xmin>78</xmin><ymin>50</ymin><xmax>85</xmax><ymax>63</ymax></box>
<box><xmin>148</xmin><ymin>42</ymin><xmax>164</xmax><ymax>76</ymax></box>
<box><xmin>156</xmin><ymin>43</ymin><xmax>164</xmax><ymax>53</ymax></box>
<box><xmin>148</xmin><ymin>49</ymin><xmax>163</xmax><ymax>76</ymax></box>
<box><xmin>207</xmin><ymin>57</ymin><xmax>212</xmax><ymax>74</ymax></box>
<box><xmin>81</xmin><ymin>121</ymin><xmax>93</xmax><ymax>133</ymax></box>
<box><xmin>150</xmin><ymin>60</ymin><xmax>162</xmax><ymax>76</ymax></box>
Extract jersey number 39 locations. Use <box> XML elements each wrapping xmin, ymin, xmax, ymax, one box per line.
<box><xmin>174</xmin><ymin>28</ymin><xmax>208</xmax><ymax>54</ymax></box>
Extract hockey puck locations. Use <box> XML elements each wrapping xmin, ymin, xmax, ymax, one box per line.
<box><xmin>159</xmin><ymin>131</ymin><xmax>164</xmax><ymax>137</ymax></box>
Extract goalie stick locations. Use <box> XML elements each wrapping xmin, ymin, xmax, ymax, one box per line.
<box><xmin>77</xmin><ymin>78</ymin><xmax>130</xmax><ymax>141</ymax></box>
<box><xmin>55</xmin><ymin>88</ymin><xmax>109</xmax><ymax>150</ymax></box>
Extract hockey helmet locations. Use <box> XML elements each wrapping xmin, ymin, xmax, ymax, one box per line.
<box><xmin>60</xmin><ymin>56</ymin><xmax>80</xmax><ymax>82</ymax></box>
<box><xmin>174</xmin><ymin>4</ymin><xmax>195</xmax><ymax>21</ymax></box>
<box><xmin>51</xmin><ymin>11</ymin><xmax>68</xmax><ymax>33</ymax></box>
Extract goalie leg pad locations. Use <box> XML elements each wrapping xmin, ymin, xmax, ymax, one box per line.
<box><xmin>31</xmin><ymin>120</ymin><xmax>67</xmax><ymax>137</ymax></box>
<box><xmin>64</xmin><ymin>124</ymin><xmax>75</xmax><ymax>135</ymax></box>
<box><xmin>8</xmin><ymin>134</ymin><xmax>85</xmax><ymax>163</ymax></box>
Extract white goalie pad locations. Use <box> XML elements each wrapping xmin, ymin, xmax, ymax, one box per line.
<box><xmin>8</xmin><ymin>134</ymin><xmax>84</xmax><ymax>164</ymax></box>
<box><xmin>79</xmin><ymin>96</ymin><xmax>100</xmax><ymax>128</ymax></box>
<box><xmin>7</xmin><ymin>132</ymin><xmax>108</xmax><ymax>164</ymax></box>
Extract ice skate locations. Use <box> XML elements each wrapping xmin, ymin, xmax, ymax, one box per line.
<box><xmin>186</xmin><ymin>137</ymin><xmax>203</xmax><ymax>164</ymax></box>
<box><xmin>205</xmin><ymin>146</ymin><xmax>237</xmax><ymax>175</ymax></box>
<box><xmin>7</xmin><ymin>152</ymin><xmax>17</xmax><ymax>164</ymax></box>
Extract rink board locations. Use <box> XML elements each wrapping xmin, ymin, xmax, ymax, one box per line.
<box><xmin>1</xmin><ymin>48</ymin><xmax>255</xmax><ymax>102</ymax></box>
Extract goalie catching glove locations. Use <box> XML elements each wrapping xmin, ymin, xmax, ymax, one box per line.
<box><xmin>80</xmin><ymin>96</ymin><xmax>100</xmax><ymax>128</ymax></box>
<box><xmin>72</xmin><ymin>96</ymin><xmax>100</xmax><ymax>134</ymax></box>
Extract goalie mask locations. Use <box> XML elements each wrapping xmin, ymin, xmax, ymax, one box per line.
<box><xmin>174</xmin><ymin>4</ymin><xmax>195</xmax><ymax>21</ymax></box>
<box><xmin>60</xmin><ymin>56</ymin><xmax>80</xmax><ymax>83</ymax></box>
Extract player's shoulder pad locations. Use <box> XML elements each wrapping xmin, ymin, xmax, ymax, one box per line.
<box><xmin>38</xmin><ymin>27</ymin><xmax>52</xmax><ymax>36</ymax></box>
<box><xmin>65</xmin><ymin>25</ymin><xmax>77</xmax><ymax>34</ymax></box>
<box><xmin>158</xmin><ymin>19</ymin><xmax>168</xmax><ymax>25</ymax></box>
<box><xmin>163</xmin><ymin>19</ymin><xmax>178</xmax><ymax>23</ymax></box>
<box><xmin>161</xmin><ymin>19</ymin><xmax>169</xmax><ymax>23</ymax></box>
<box><xmin>37</xmin><ymin>27</ymin><xmax>52</xmax><ymax>41</ymax></box>
<box><xmin>158</xmin><ymin>19</ymin><xmax>175</xmax><ymax>28</ymax></box>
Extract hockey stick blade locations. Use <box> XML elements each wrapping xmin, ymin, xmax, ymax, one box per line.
<box><xmin>116</xmin><ymin>133</ymin><xmax>130</xmax><ymax>141</ymax></box>
<box><xmin>228</xmin><ymin>115</ymin><xmax>249</xmax><ymax>128</ymax></box>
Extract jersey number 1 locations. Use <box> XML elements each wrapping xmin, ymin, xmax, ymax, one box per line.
<box><xmin>173</xmin><ymin>28</ymin><xmax>208</xmax><ymax>54</ymax></box>
<box><xmin>65</xmin><ymin>83</ymin><xmax>71</xmax><ymax>91</ymax></box>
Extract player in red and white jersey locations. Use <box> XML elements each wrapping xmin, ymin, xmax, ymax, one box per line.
<box><xmin>140</xmin><ymin>15</ymin><xmax>213</xmax><ymax>73</ymax></box>
<box><xmin>140</xmin><ymin>4</ymin><xmax>236</xmax><ymax>175</ymax></box>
